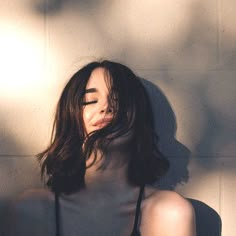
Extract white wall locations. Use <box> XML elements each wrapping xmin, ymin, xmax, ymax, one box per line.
<box><xmin>0</xmin><ymin>0</ymin><xmax>235</xmax><ymax>235</ymax></box>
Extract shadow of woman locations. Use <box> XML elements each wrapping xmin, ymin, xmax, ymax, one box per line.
<box><xmin>141</xmin><ymin>78</ymin><xmax>190</xmax><ymax>189</ymax></box>
<box><xmin>142</xmin><ymin>79</ymin><xmax>222</xmax><ymax>236</ymax></box>
<box><xmin>189</xmin><ymin>198</ymin><xmax>222</xmax><ymax>236</ymax></box>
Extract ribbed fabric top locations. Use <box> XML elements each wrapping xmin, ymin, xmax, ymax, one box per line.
<box><xmin>55</xmin><ymin>185</ymin><xmax>145</xmax><ymax>236</ymax></box>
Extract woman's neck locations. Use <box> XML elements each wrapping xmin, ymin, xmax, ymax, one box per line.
<box><xmin>84</xmin><ymin>150</ymin><xmax>133</xmax><ymax>193</ymax></box>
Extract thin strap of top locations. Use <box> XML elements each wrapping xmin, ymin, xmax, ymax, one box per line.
<box><xmin>55</xmin><ymin>192</ymin><xmax>60</xmax><ymax>236</ymax></box>
<box><xmin>54</xmin><ymin>185</ymin><xmax>145</xmax><ymax>236</ymax></box>
<box><xmin>130</xmin><ymin>185</ymin><xmax>145</xmax><ymax>236</ymax></box>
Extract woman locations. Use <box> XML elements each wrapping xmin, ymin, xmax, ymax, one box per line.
<box><xmin>9</xmin><ymin>60</ymin><xmax>196</xmax><ymax>235</ymax></box>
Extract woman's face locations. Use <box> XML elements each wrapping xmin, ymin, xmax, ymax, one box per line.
<box><xmin>82</xmin><ymin>67</ymin><xmax>113</xmax><ymax>135</ymax></box>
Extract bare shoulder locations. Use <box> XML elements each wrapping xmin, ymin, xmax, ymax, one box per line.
<box><xmin>144</xmin><ymin>188</ymin><xmax>194</xmax><ymax>214</ymax></box>
<box><xmin>141</xmin><ymin>187</ymin><xmax>196</xmax><ymax>236</ymax></box>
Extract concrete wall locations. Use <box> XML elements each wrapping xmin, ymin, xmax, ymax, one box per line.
<box><xmin>0</xmin><ymin>0</ymin><xmax>235</xmax><ymax>235</ymax></box>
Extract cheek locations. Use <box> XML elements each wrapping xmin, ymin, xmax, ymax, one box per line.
<box><xmin>83</xmin><ymin>107</ymin><xmax>95</xmax><ymax>131</ymax></box>
<box><xmin>83</xmin><ymin>108</ymin><xmax>94</xmax><ymax>122</ymax></box>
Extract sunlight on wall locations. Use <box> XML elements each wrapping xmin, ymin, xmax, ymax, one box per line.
<box><xmin>0</xmin><ymin>23</ymin><xmax>44</xmax><ymax>97</ymax></box>
<box><xmin>0</xmin><ymin>20</ymin><xmax>59</xmax><ymax>154</ymax></box>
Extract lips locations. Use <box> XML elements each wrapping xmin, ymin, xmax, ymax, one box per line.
<box><xmin>93</xmin><ymin>117</ymin><xmax>113</xmax><ymax>127</ymax></box>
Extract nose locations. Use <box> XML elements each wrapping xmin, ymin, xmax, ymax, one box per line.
<box><xmin>100</xmin><ymin>100</ymin><xmax>113</xmax><ymax>114</ymax></box>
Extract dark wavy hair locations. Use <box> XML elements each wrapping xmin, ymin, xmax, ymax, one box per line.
<box><xmin>37</xmin><ymin>60</ymin><xmax>169</xmax><ymax>194</ymax></box>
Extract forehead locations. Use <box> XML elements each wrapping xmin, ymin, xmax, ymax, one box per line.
<box><xmin>85</xmin><ymin>67</ymin><xmax>108</xmax><ymax>89</ymax></box>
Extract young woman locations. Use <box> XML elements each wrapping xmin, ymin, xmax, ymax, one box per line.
<box><xmin>9</xmin><ymin>60</ymin><xmax>196</xmax><ymax>235</ymax></box>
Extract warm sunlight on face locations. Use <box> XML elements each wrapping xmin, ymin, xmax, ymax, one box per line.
<box><xmin>82</xmin><ymin>68</ymin><xmax>113</xmax><ymax>135</ymax></box>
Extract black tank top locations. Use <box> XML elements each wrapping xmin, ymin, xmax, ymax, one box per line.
<box><xmin>55</xmin><ymin>185</ymin><xmax>145</xmax><ymax>236</ymax></box>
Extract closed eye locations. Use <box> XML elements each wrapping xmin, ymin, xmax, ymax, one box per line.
<box><xmin>82</xmin><ymin>100</ymin><xmax>97</xmax><ymax>106</ymax></box>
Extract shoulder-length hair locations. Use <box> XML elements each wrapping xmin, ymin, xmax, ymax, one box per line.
<box><xmin>37</xmin><ymin>60</ymin><xmax>169</xmax><ymax>194</ymax></box>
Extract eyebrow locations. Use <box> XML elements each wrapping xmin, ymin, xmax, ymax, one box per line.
<box><xmin>84</xmin><ymin>88</ymin><xmax>97</xmax><ymax>93</ymax></box>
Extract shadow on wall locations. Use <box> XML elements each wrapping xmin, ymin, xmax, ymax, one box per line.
<box><xmin>142</xmin><ymin>80</ymin><xmax>222</xmax><ymax>236</ymax></box>
<box><xmin>0</xmin><ymin>121</ymin><xmax>22</xmax><ymax>236</ymax></box>
<box><xmin>0</xmin><ymin>115</ymin><xmax>42</xmax><ymax>236</ymax></box>
<box><xmin>142</xmin><ymin>79</ymin><xmax>190</xmax><ymax>190</ymax></box>
<box><xmin>189</xmin><ymin>198</ymin><xmax>222</xmax><ymax>236</ymax></box>
<box><xmin>33</xmin><ymin>0</ymin><xmax>106</xmax><ymax>15</ymax></box>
